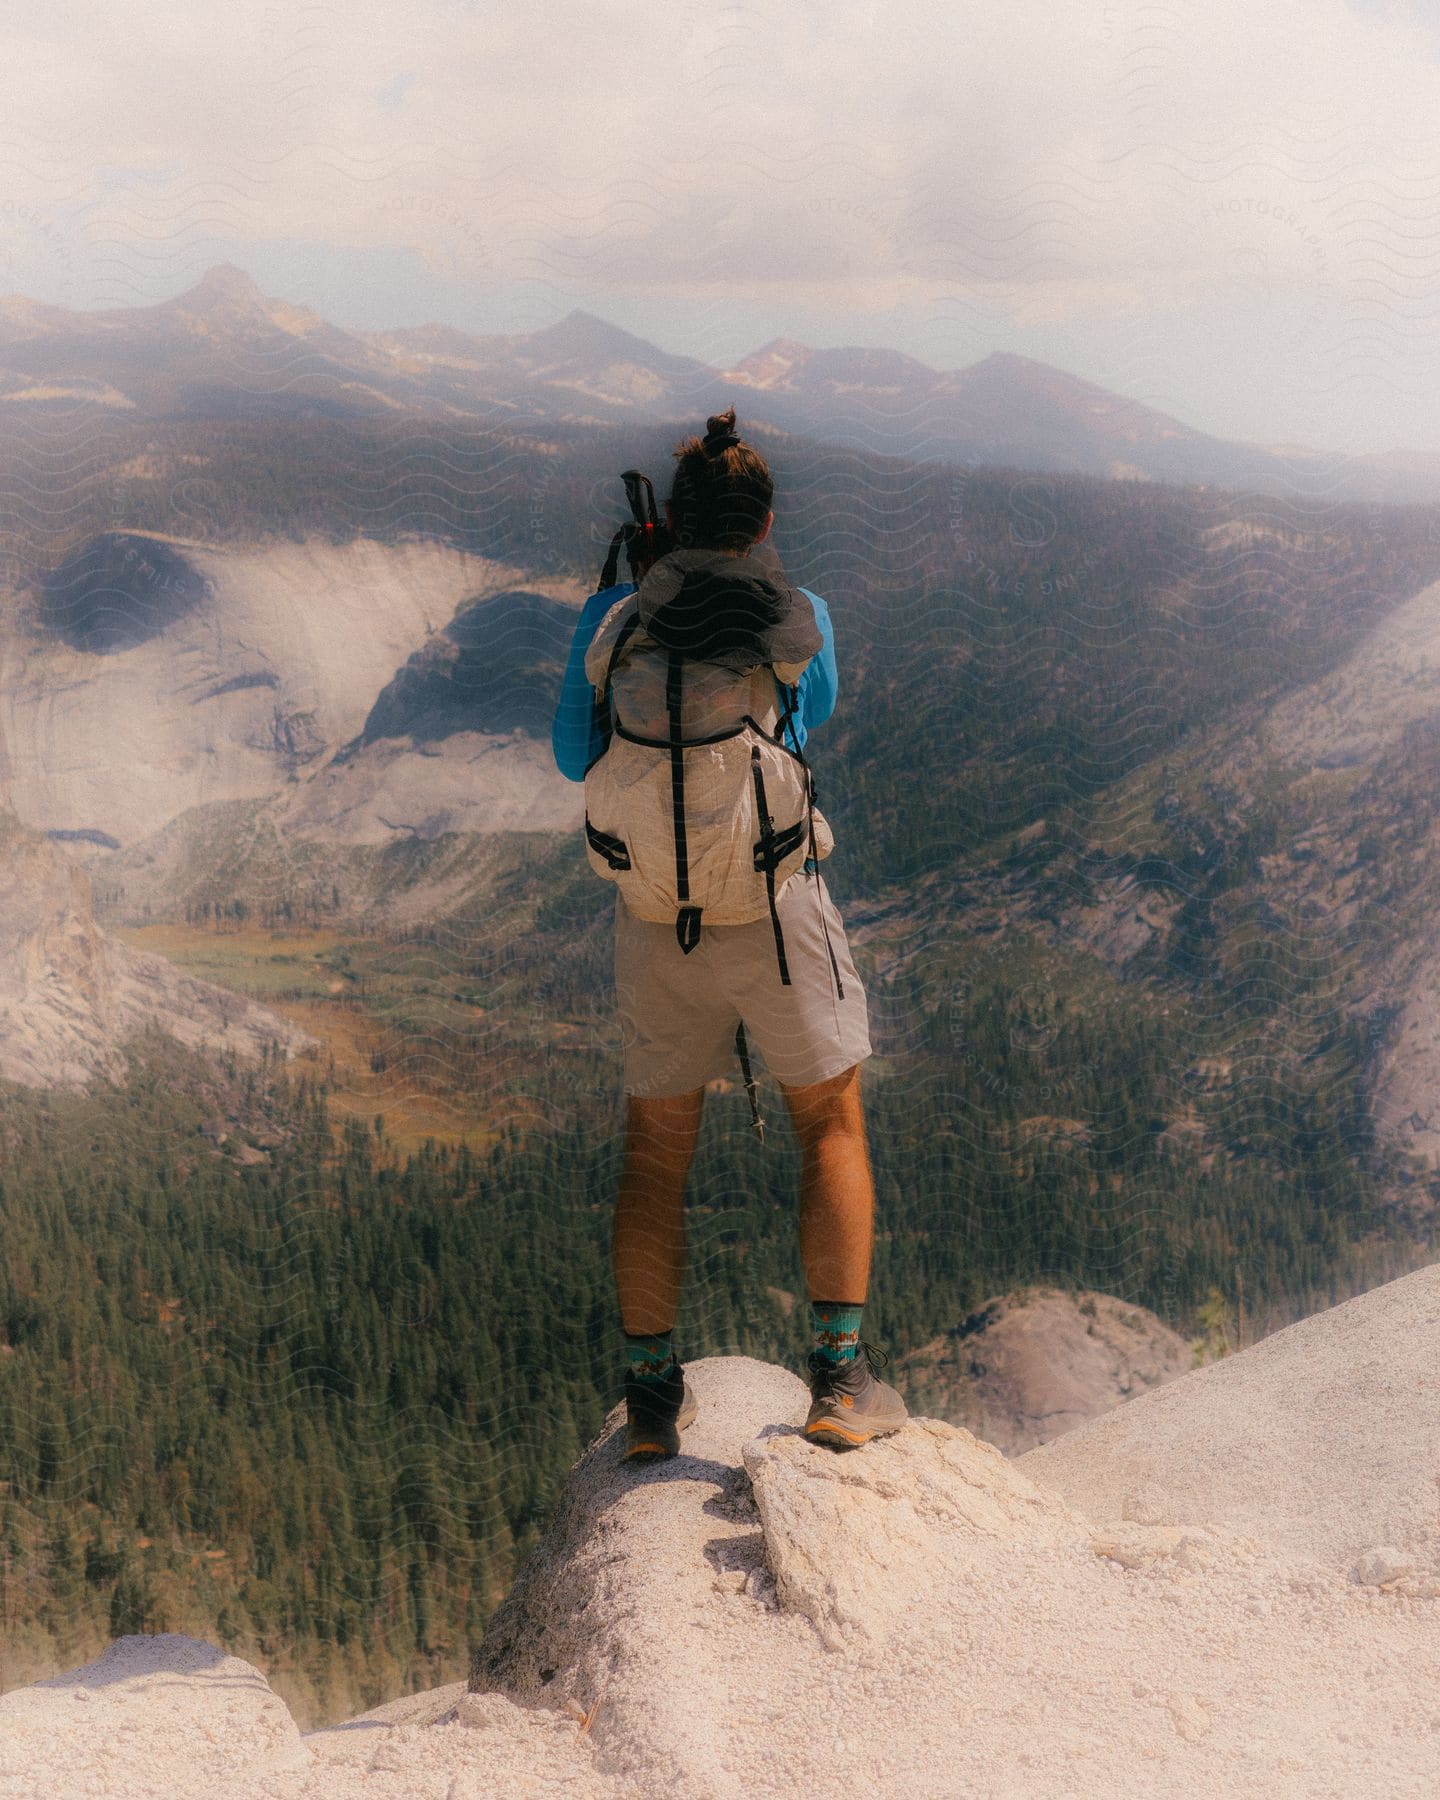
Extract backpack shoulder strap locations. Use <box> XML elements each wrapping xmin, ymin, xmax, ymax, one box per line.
<box><xmin>773</xmin><ymin>678</ymin><xmax>803</xmax><ymax>754</ymax></box>
<box><xmin>601</xmin><ymin>609</ymin><xmax>644</xmax><ymax>699</ymax></box>
<box><xmin>587</xmin><ymin>609</ymin><xmax>645</xmax><ymax>772</ymax></box>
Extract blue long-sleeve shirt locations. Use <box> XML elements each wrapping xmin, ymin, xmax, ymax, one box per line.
<box><xmin>551</xmin><ymin>583</ymin><xmax>838</xmax><ymax>781</ymax></box>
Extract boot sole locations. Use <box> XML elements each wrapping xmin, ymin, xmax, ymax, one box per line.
<box><xmin>625</xmin><ymin>1437</ymin><xmax>679</xmax><ymax>1460</ymax></box>
<box><xmin>804</xmin><ymin>1413</ymin><xmax>906</xmax><ymax>1449</ymax></box>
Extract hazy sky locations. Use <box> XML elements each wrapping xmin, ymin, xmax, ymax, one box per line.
<box><xmin>3</xmin><ymin>0</ymin><xmax>1439</xmax><ymax>454</ymax></box>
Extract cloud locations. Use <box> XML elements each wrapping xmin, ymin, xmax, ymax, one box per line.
<box><xmin>0</xmin><ymin>1</ymin><xmax>1428</xmax><ymax>294</ymax></box>
<box><xmin>2</xmin><ymin>0</ymin><xmax>1439</xmax><ymax>447</ymax></box>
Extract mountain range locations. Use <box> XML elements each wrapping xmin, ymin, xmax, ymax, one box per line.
<box><xmin>4</xmin><ymin>263</ymin><xmax>1439</xmax><ymax>502</ymax></box>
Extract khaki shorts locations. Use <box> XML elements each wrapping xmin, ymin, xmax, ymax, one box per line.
<box><xmin>613</xmin><ymin>870</ymin><xmax>872</xmax><ymax>1097</ymax></box>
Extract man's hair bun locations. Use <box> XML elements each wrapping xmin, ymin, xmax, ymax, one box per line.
<box><xmin>702</xmin><ymin>407</ymin><xmax>741</xmax><ymax>454</ymax></box>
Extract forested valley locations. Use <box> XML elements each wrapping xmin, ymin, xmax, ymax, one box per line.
<box><xmin>0</xmin><ymin>962</ymin><xmax>1433</xmax><ymax>1725</ymax></box>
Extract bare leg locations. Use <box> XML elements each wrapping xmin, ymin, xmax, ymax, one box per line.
<box><xmin>613</xmin><ymin>1087</ymin><xmax>706</xmax><ymax>1335</ymax></box>
<box><xmin>780</xmin><ymin>1063</ymin><xmax>874</xmax><ymax>1302</ymax></box>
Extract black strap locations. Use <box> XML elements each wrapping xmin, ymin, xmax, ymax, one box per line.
<box><xmin>601</xmin><ymin>704</ymin><xmax>802</xmax><ymax>758</ymax></box>
<box><xmin>599</xmin><ymin>525</ymin><xmax>627</xmax><ymax>591</ymax></box>
<box><xmin>676</xmin><ymin>905</ymin><xmax>702</xmax><ymax>955</ymax></box>
<box><xmin>602</xmin><ymin>611</ymin><xmax>644</xmax><ymax>707</ymax></box>
<box><xmin>734</xmin><ymin>1022</ymin><xmax>765</xmax><ymax>1144</ymax></box>
<box><xmin>750</xmin><ymin>747</ymin><xmax>791</xmax><ymax>986</ymax></box>
<box><xmin>774</xmin><ymin>681</ymin><xmax>801</xmax><ymax>753</ymax></box>
<box><xmin>613</xmin><ymin>719</ymin><xmax>747</xmax><ymax>750</ymax></box>
<box><xmin>588</xmin><ymin>610</ymin><xmax>645</xmax><ymax>773</ymax></box>
<box><xmin>759</xmin><ymin>697</ymin><xmax>830</xmax><ymax>987</ymax></box>
<box><xmin>584</xmin><ymin>817</ymin><xmax>631</xmax><ymax>871</ymax></box>
<box><xmin>753</xmin><ymin>818</ymin><xmax>808</xmax><ymax>872</ymax></box>
<box><xmin>667</xmin><ymin>648</ymin><xmax>700</xmax><ymax>954</ymax></box>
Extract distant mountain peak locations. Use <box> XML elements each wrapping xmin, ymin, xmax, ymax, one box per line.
<box><xmin>176</xmin><ymin>264</ymin><xmax>268</xmax><ymax>310</ymax></box>
<box><xmin>723</xmin><ymin>337</ymin><xmax>814</xmax><ymax>388</ymax></box>
<box><xmin>523</xmin><ymin>308</ymin><xmax>650</xmax><ymax>358</ymax></box>
<box><xmin>970</xmin><ymin>348</ymin><xmax>1039</xmax><ymax>365</ymax></box>
<box><xmin>952</xmin><ymin>348</ymin><xmax>1164</xmax><ymax>415</ymax></box>
<box><xmin>751</xmin><ymin>335</ymin><xmax>811</xmax><ymax>360</ymax></box>
<box><xmin>960</xmin><ymin>348</ymin><xmax>1097</xmax><ymax>384</ymax></box>
<box><xmin>154</xmin><ymin>263</ymin><xmax>340</xmax><ymax>346</ymax></box>
<box><xmin>515</xmin><ymin>308</ymin><xmax>710</xmax><ymax>390</ymax></box>
<box><xmin>556</xmin><ymin>306</ymin><xmax>615</xmax><ymax>331</ymax></box>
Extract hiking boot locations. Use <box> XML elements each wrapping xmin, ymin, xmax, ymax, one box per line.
<box><xmin>623</xmin><ymin>1360</ymin><xmax>698</xmax><ymax>1460</ymax></box>
<box><xmin>804</xmin><ymin>1341</ymin><xmax>908</xmax><ymax>1449</ymax></box>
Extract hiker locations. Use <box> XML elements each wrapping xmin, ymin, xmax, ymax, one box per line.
<box><xmin>551</xmin><ymin>406</ymin><xmax>907</xmax><ymax>1459</ymax></box>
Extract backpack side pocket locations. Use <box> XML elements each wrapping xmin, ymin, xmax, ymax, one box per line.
<box><xmin>584</xmin><ymin>740</ymin><xmax>686</xmax><ymax>921</ymax></box>
<box><xmin>584</xmin><ymin>815</ymin><xmax>631</xmax><ymax>871</ymax></box>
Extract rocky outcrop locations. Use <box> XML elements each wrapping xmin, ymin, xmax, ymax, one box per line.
<box><xmin>274</xmin><ymin>725</ymin><xmax>578</xmax><ymax>846</ymax></box>
<box><xmin>0</xmin><ymin>1637</ymin><xmax>309</xmax><ymax>1797</ymax></box>
<box><xmin>0</xmin><ymin>808</ymin><xmax>316</xmax><ymax>1089</ymax></box>
<box><xmin>5</xmin><ymin>1264</ymin><xmax>1440</xmax><ymax>1797</ymax></box>
<box><xmin>350</xmin><ymin>589</ymin><xmax>578</xmax><ymax>747</ymax></box>
<box><xmin>0</xmin><ymin>534</ymin><xmax>585</xmax><ymax>852</ymax></box>
<box><xmin>898</xmin><ymin>1283</ymin><xmax>1194</xmax><ymax>1454</ymax></box>
<box><xmin>1014</xmin><ymin>1257</ymin><xmax>1440</xmax><ymax>1568</ymax></box>
<box><xmin>0</xmin><ymin>1634</ymin><xmax>619</xmax><ymax>1800</ymax></box>
<box><xmin>40</xmin><ymin>533</ymin><xmax>211</xmax><ymax>654</ymax></box>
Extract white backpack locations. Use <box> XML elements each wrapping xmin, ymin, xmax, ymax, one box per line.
<box><xmin>581</xmin><ymin>563</ymin><xmax>837</xmax><ymax>987</ymax></box>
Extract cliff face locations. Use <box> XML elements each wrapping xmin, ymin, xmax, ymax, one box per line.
<box><xmin>0</xmin><ymin>534</ymin><xmax>583</xmax><ymax>853</ymax></box>
<box><xmin>6</xmin><ymin>1261</ymin><xmax>1440</xmax><ymax>1797</ymax></box>
<box><xmin>897</xmin><ymin>1283</ymin><xmax>1194</xmax><ymax>1453</ymax></box>
<box><xmin>0</xmin><ymin>809</ymin><xmax>316</xmax><ymax>1090</ymax></box>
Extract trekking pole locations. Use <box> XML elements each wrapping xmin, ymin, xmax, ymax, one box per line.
<box><xmin>734</xmin><ymin>1022</ymin><xmax>766</xmax><ymax>1145</ymax></box>
<box><xmin>599</xmin><ymin>471</ymin><xmax>661</xmax><ymax>588</ymax></box>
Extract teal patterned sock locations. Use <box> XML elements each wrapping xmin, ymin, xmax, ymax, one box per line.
<box><xmin>810</xmin><ymin>1300</ymin><xmax>863</xmax><ymax>1365</ymax></box>
<box><xmin>625</xmin><ymin>1328</ymin><xmax>676</xmax><ymax>1386</ymax></box>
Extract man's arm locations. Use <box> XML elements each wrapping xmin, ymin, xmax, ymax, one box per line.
<box><xmin>776</xmin><ymin>588</ymin><xmax>838</xmax><ymax>754</ymax></box>
<box><xmin>552</xmin><ymin>584</ymin><xmax>634</xmax><ymax>781</ymax></box>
